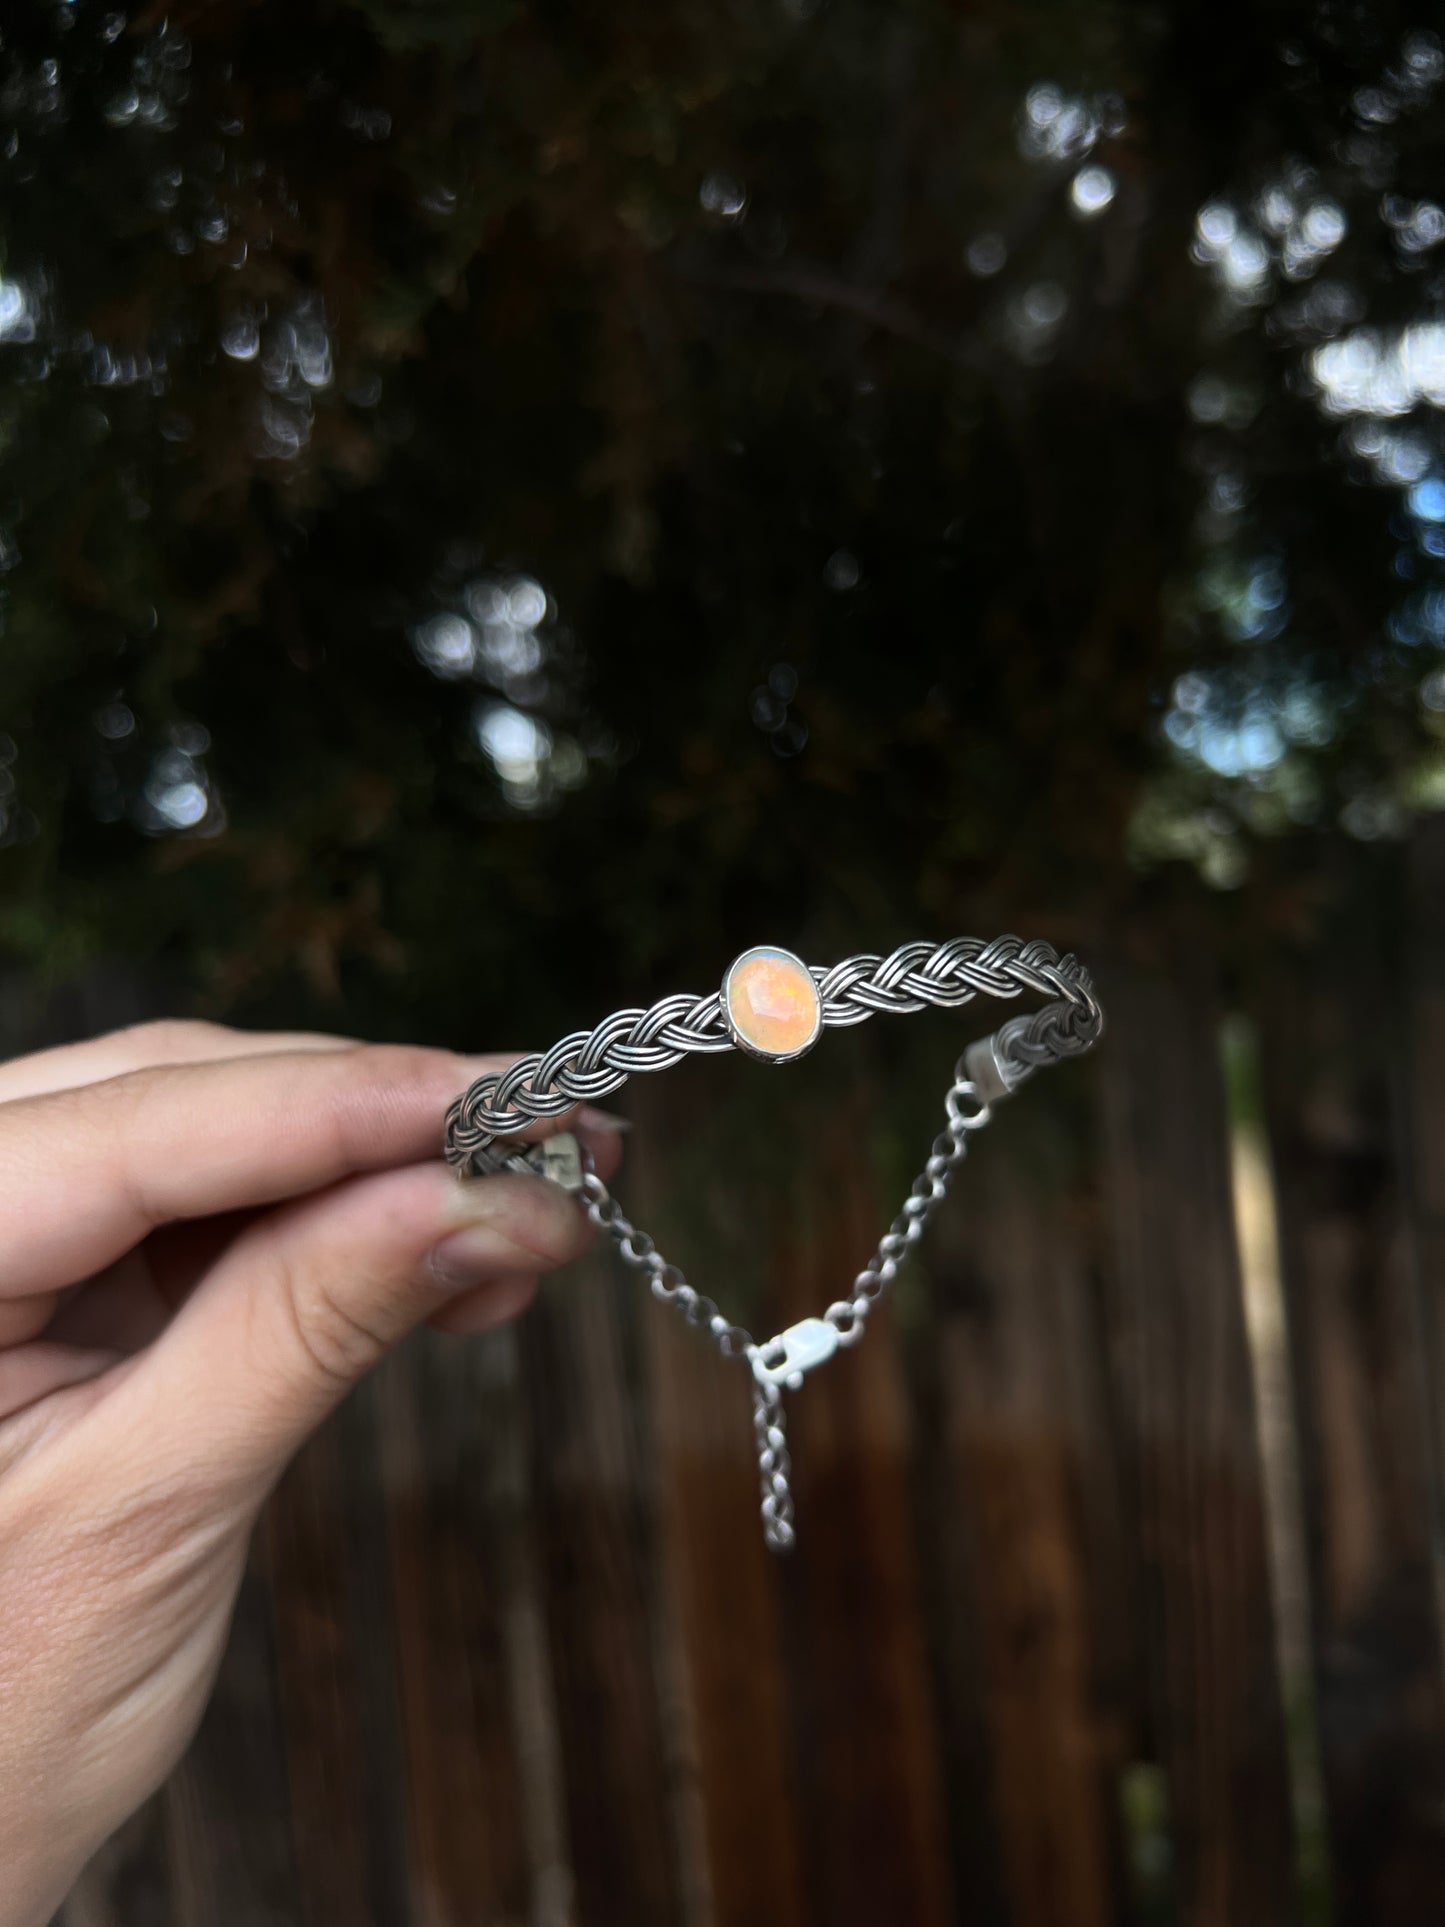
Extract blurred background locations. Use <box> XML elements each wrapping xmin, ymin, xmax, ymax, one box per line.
<box><xmin>5</xmin><ymin>0</ymin><xmax>1445</xmax><ymax>1921</ymax></box>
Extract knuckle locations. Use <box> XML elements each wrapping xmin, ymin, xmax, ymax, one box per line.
<box><xmin>319</xmin><ymin>1043</ymin><xmax>457</xmax><ymax>1161</ymax></box>
<box><xmin>268</xmin><ymin>1243</ymin><xmax>393</xmax><ymax>1392</ymax></box>
<box><xmin>80</xmin><ymin>1067</ymin><xmax>175</xmax><ymax>1224</ymax></box>
<box><xmin>85</xmin><ymin>1060</ymin><xmax>182</xmax><ymax>1132</ymax></box>
<box><xmin>112</xmin><ymin>1017</ymin><xmax>233</xmax><ymax>1062</ymax></box>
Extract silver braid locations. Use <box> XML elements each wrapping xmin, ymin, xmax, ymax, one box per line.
<box><xmin>445</xmin><ymin>936</ymin><xmax>1101</xmax><ymax>1166</ymax></box>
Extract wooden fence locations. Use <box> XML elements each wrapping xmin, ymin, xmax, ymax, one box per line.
<box><xmin>24</xmin><ymin>834</ymin><xmax>1445</xmax><ymax>1926</ymax></box>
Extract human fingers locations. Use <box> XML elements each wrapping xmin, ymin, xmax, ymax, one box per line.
<box><xmin>0</xmin><ymin>1019</ymin><xmax>360</xmax><ymax>1104</ymax></box>
<box><xmin>0</xmin><ymin>1110</ymin><xmax>623</xmax><ymax>1420</ymax></box>
<box><xmin>113</xmin><ymin>1162</ymin><xmax>591</xmax><ymax>1488</ymax></box>
<box><xmin>0</xmin><ymin>1045</ymin><xmax>594</xmax><ymax>1299</ymax></box>
<box><xmin>43</xmin><ymin>1108</ymin><xmax>622</xmax><ymax>1341</ymax></box>
<box><xmin>427</xmin><ymin>1269</ymin><xmax>541</xmax><ymax>1335</ymax></box>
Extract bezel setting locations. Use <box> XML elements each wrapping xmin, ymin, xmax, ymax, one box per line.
<box><xmin>721</xmin><ymin>944</ymin><xmax>824</xmax><ymax>1064</ymax></box>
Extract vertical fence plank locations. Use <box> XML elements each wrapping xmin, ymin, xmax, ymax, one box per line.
<box><xmin>1405</xmin><ymin>820</ymin><xmax>1445</xmax><ymax>1637</ymax></box>
<box><xmin>1099</xmin><ymin>956</ymin><xmax>1296</xmax><ymax>1925</ymax></box>
<box><xmin>633</xmin><ymin>1070</ymin><xmax>956</xmax><ymax>1927</ymax></box>
<box><xmin>775</xmin><ymin>1116</ymin><xmax>956</xmax><ymax>1927</ymax></box>
<box><xmin>378</xmin><ymin>1332</ymin><xmax>535</xmax><ymax>1927</ymax></box>
<box><xmin>633</xmin><ymin>1070</ymin><xmax>809</xmax><ymax>1927</ymax></box>
<box><xmin>915</xmin><ymin>1109</ymin><xmax>1130</xmax><ymax>1927</ymax></box>
<box><xmin>647</xmin><ymin>1306</ymin><xmax>805</xmax><ymax>1927</ymax></box>
<box><xmin>519</xmin><ymin>1253</ymin><xmax>690</xmax><ymax>1926</ymax></box>
<box><xmin>161</xmin><ymin>1563</ymin><xmax>303</xmax><ymax>1927</ymax></box>
<box><xmin>1258</xmin><ymin>898</ymin><xmax>1445</xmax><ymax>1921</ymax></box>
<box><xmin>264</xmin><ymin>1385</ymin><xmax>410</xmax><ymax>1927</ymax></box>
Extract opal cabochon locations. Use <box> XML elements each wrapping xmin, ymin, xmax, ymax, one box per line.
<box><xmin>723</xmin><ymin>946</ymin><xmax>823</xmax><ymax>1061</ymax></box>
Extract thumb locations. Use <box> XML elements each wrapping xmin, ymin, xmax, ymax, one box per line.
<box><xmin>118</xmin><ymin>1160</ymin><xmax>591</xmax><ymax>1491</ymax></box>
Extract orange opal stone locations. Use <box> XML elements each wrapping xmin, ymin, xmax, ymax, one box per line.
<box><xmin>724</xmin><ymin>947</ymin><xmax>821</xmax><ymax>1060</ymax></box>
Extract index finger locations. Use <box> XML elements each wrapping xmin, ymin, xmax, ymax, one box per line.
<box><xmin>0</xmin><ymin>1019</ymin><xmax>359</xmax><ymax>1105</ymax></box>
<box><xmin>0</xmin><ymin>1044</ymin><xmax>583</xmax><ymax>1298</ymax></box>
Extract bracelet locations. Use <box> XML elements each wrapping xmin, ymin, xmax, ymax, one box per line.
<box><xmin>445</xmin><ymin>937</ymin><xmax>1104</xmax><ymax>1553</ymax></box>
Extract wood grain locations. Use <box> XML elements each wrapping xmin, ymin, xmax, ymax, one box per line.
<box><xmin>1259</xmin><ymin>918</ymin><xmax>1445</xmax><ymax>1921</ymax></box>
<box><xmin>918</xmin><ymin>1110</ymin><xmax>1129</xmax><ymax>1927</ymax></box>
<box><xmin>772</xmin><ymin>1111</ymin><xmax>956</xmax><ymax>1927</ymax></box>
<box><xmin>633</xmin><ymin>1069</ymin><xmax>808</xmax><ymax>1927</ymax></box>
<box><xmin>377</xmin><ymin>1332</ymin><xmax>536</xmax><ymax>1926</ymax></box>
<box><xmin>265</xmin><ymin>1386</ymin><xmax>410</xmax><ymax>1927</ymax></box>
<box><xmin>163</xmin><ymin>1556</ymin><xmax>302</xmax><ymax>1927</ymax></box>
<box><xmin>520</xmin><ymin>1252</ymin><xmax>690</xmax><ymax>1926</ymax></box>
<box><xmin>1098</xmin><ymin>955</ymin><xmax>1296</xmax><ymax>1925</ymax></box>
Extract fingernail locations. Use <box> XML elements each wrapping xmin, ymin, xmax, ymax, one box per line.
<box><xmin>428</xmin><ymin>1225</ymin><xmax>522</xmax><ymax>1293</ymax></box>
<box><xmin>441</xmin><ymin>1170</ymin><xmax>569</xmax><ymax>1228</ymax></box>
<box><xmin>443</xmin><ymin>1172</ymin><xmax>507</xmax><ymax>1225</ymax></box>
<box><xmin>435</xmin><ymin>1169</ymin><xmax>584</xmax><ymax>1274</ymax></box>
<box><xmin>578</xmin><ymin>1105</ymin><xmax>631</xmax><ymax>1133</ymax></box>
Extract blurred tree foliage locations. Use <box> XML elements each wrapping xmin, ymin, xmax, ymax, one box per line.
<box><xmin>1</xmin><ymin>0</ymin><xmax>1444</xmax><ymax>1034</ymax></box>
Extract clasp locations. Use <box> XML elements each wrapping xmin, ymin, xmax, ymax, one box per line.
<box><xmin>521</xmin><ymin>1131</ymin><xmax>585</xmax><ymax>1193</ymax></box>
<box><xmin>961</xmin><ymin>1035</ymin><xmax>1026</xmax><ymax>1106</ymax></box>
<box><xmin>750</xmin><ymin>1316</ymin><xmax>840</xmax><ymax>1392</ymax></box>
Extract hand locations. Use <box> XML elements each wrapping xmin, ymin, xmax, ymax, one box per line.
<box><xmin>0</xmin><ymin>1020</ymin><xmax>620</xmax><ymax>1927</ymax></box>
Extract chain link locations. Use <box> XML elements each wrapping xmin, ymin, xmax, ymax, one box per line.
<box><xmin>578</xmin><ymin>1162</ymin><xmax>754</xmax><ymax>1359</ymax></box>
<box><xmin>575</xmin><ymin>1060</ymin><xmax>996</xmax><ymax>1552</ymax></box>
<box><xmin>822</xmin><ymin>1056</ymin><xmax>993</xmax><ymax>1345</ymax></box>
<box><xmin>752</xmin><ymin>1378</ymin><xmax>795</xmax><ymax>1553</ymax></box>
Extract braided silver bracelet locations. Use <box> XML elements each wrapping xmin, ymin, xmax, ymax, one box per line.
<box><xmin>445</xmin><ymin>937</ymin><xmax>1104</xmax><ymax>1553</ymax></box>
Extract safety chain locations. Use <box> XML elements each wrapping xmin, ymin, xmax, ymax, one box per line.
<box><xmin>572</xmin><ymin>1056</ymin><xmax>996</xmax><ymax>1550</ymax></box>
<box><xmin>445</xmin><ymin>937</ymin><xmax>1104</xmax><ymax>1554</ymax></box>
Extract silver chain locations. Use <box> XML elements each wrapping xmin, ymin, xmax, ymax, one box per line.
<box><xmin>572</xmin><ymin>1052</ymin><xmax>996</xmax><ymax>1553</ymax></box>
<box><xmin>445</xmin><ymin>937</ymin><xmax>1104</xmax><ymax>1555</ymax></box>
